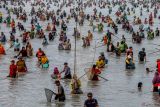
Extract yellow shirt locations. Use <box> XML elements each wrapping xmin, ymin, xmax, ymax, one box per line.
<box><xmin>70</xmin><ymin>79</ymin><xmax>81</xmax><ymax>90</ymax></box>
<box><xmin>96</xmin><ymin>60</ymin><xmax>105</xmax><ymax>68</ymax></box>
<box><xmin>41</xmin><ymin>56</ymin><xmax>48</xmax><ymax>64</ymax></box>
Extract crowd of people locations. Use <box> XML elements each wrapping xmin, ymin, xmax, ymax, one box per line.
<box><xmin>0</xmin><ymin>0</ymin><xmax>160</xmax><ymax>106</ymax></box>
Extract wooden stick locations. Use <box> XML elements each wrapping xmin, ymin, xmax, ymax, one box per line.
<box><xmin>78</xmin><ymin>68</ymin><xmax>90</xmax><ymax>80</ymax></box>
<box><xmin>94</xmin><ymin>44</ymin><xmax>106</xmax><ymax>49</ymax></box>
<box><xmin>98</xmin><ymin>75</ymin><xmax>108</xmax><ymax>81</ymax></box>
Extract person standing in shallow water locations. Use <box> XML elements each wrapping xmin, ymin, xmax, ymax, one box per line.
<box><xmin>16</xmin><ymin>47</ymin><xmax>28</xmax><ymax>58</ymax></box>
<box><xmin>84</xmin><ymin>92</ymin><xmax>99</xmax><ymax>107</ymax></box>
<box><xmin>26</xmin><ymin>42</ymin><xmax>33</xmax><ymax>57</ymax></box>
<box><xmin>61</xmin><ymin>62</ymin><xmax>72</xmax><ymax>79</ymax></box>
<box><xmin>138</xmin><ymin>48</ymin><xmax>146</xmax><ymax>62</ymax></box>
<box><xmin>91</xmin><ymin>64</ymin><xmax>101</xmax><ymax>81</ymax></box>
<box><xmin>16</xmin><ymin>57</ymin><xmax>27</xmax><ymax>72</ymax></box>
<box><xmin>0</xmin><ymin>43</ymin><xmax>6</xmax><ymax>55</ymax></box>
<box><xmin>70</xmin><ymin>74</ymin><xmax>83</xmax><ymax>94</ymax></box>
<box><xmin>152</xmin><ymin>71</ymin><xmax>160</xmax><ymax>94</ymax></box>
<box><xmin>54</xmin><ymin>80</ymin><xmax>65</xmax><ymax>102</ymax></box>
<box><xmin>7</xmin><ymin>60</ymin><xmax>17</xmax><ymax>78</ymax></box>
<box><xmin>14</xmin><ymin>39</ymin><xmax>20</xmax><ymax>52</ymax></box>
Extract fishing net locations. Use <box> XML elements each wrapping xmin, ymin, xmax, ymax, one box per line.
<box><xmin>84</xmin><ymin>68</ymin><xmax>94</xmax><ymax>80</ymax></box>
<box><xmin>44</xmin><ymin>88</ymin><xmax>55</xmax><ymax>102</ymax></box>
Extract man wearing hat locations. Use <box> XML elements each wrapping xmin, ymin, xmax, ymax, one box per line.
<box><xmin>7</xmin><ymin>60</ymin><xmax>17</xmax><ymax>78</ymax></box>
<box><xmin>84</xmin><ymin>92</ymin><xmax>99</xmax><ymax>107</ymax></box>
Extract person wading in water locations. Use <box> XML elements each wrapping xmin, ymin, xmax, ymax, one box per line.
<box><xmin>7</xmin><ymin>60</ymin><xmax>17</xmax><ymax>78</ymax></box>
<box><xmin>54</xmin><ymin>80</ymin><xmax>65</xmax><ymax>102</ymax></box>
<box><xmin>90</xmin><ymin>65</ymin><xmax>101</xmax><ymax>81</ymax></box>
<box><xmin>16</xmin><ymin>57</ymin><xmax>27</xmax><ymax>72</ymax></box>
<box><xmin>84</xmin><ymin>92</ymin><xmax>99</xmax><ymax>107</ymax></box>
<box><xmin>15</xmin><ymin>47</ymin><xmax>28</xmax><ymax>58</ymax></box>
<box><xmin>61</xmin><ymin>62</ymin><xmax>72</xmax><ymax>79</ymax></box>
<box><xmin>70</xmin><ymin>74</ymin><xmax>83</xmax><ymax>94</ymax></box>
<box><xmin>138</xmin><ymin>48</ymin><xmax>146</xmax><ymax>62</ymax></box>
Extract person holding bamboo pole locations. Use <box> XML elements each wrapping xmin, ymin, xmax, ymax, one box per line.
<box><xmin>70</xmin><ymin>74</ymin><xmax>83</xmax><ymax>94</ymax></box>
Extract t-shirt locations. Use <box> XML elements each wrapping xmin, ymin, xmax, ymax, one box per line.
<box><xmin>19</xmin><ymin>50</ymin><xmax>27</xmax><ymax>57</ymax></box>
<box><xmin>41</xmin><ymin>56</ymin><xmax>48</xmax><ymax>64</ymax></box>
<box><xmin>96</xmin><ymin>60</ymin><xmax>104</xmax><ymax>68</ymax></box>
<box><xmin>84</xmin><ymin>99</ymin><xmax>98</xmax><ymax>107</ymax></box>
<box><xmin>9</xmin><ymin>64</ymin><xmax>17</xmax><ymax>77</ymax></box>
<box><xmin>14</xmin><ymin>42</ymin><xmax>20</xmax><ymax>48</ymax></box>
<box><xmin>139</xmin><ymin>51</ymin><xmax>146</xmax><ymax>61</ymax></box>
<box><xmin>63</xmin><ymin>67</ymin><xmax>71</xmax><ymax>76</ymax></box>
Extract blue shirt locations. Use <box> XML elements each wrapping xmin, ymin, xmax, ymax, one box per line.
<box><xmin>63</xmin><ymin>66</ymin><xmax>71</xmax><ymax>76</ymax></box>
<box><xmin>84</xmin><ymin>98</ymin><xmax>98</xmax><ymax>107</ymax></box>
<box><xmin>14</xmin><ymin>42</ymin><xmax>20</xmax><ymax>49</ymax></box>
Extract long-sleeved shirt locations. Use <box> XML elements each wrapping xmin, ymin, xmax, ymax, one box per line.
<box><xmin>63</xmin><ymin>66</ymin><xmax>71</xmax><ymax>76</ymax></box>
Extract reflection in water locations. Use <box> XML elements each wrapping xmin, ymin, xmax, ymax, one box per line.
<box><xmin>45</xmin><ymin>102</ymin><xmax>66</xmax><ymax>107</ymax></box>
<box><xmin>125</xmin><ymin>70</ymin><xmax>135</xmax><ymax>76</ymax></box>
<box><xmin>152</xmin><ymin>93</ymin><xmax>160</xmax><ymax>107</ymax></box>
<box><xmin>87</xmin><ymin>81</ymin><xmax>100</xmax><ymax>87</ymax></box>
<box><xmin>8</xmin><ymin>79</ymin><xmax>18</xmax><ymax>88</ymax></box>
<box><xmin>46</xmin><ymin>102</ymin><xmax>52</xmax><ymax>107</ymax></box>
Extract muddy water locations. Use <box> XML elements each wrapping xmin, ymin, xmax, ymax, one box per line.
<box><xmin>0</xmin><ymin>0</ymin><xmax>160</xmax><ymax>107</ymax></box>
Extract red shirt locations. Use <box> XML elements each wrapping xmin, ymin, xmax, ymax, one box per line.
<box><xmin>92</xmin><ymin>68</ymin><xmax>101</xmax><ymax>75</ymax></box>
<box><xmin>0</xmin><ymin>46</ymin><xmax>5</xmax><ymax>54</ymax></box>
<box><xmin>36</xmin><ymin>50</ymin><xmax>44</xmax><ymax>58</ymax></box>
<box><xmin>9</xmin><ymin>64</ymin><xmax>17</xmax><ymax>77</ymax></box>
